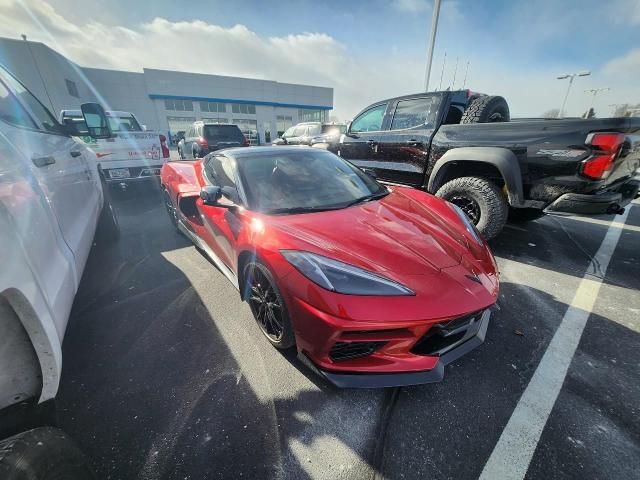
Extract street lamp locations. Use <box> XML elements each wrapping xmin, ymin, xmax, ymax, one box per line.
<box><xmin>584</xmin><ymin>87</ymin><xmax>610</xmax><ymax>111</ymax></box>
<box><xmin>557</xmin><ymin>71</ymin><xmax>591</xmax><ymax>118</ymax></box>
<box><xmin>424</xmin><ymin>0</ymin><xmax>442</xmax><ymax>91</ymax></box>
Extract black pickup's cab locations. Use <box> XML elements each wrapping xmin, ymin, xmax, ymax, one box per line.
<box><xmin>336</xmin><ymin>91</ymin><xmax>640</xmax><ymax>238</ymax></box>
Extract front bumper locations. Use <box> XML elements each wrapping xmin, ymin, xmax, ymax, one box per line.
<box><xmin>546</xmin><ymin>180</ymin><xmax>639</xmax><ymax>215</ymax></box>
<box><xmin>298</xmin><ymin>309</ymin><xmax>491</xmax><ymax>389</ymax></box>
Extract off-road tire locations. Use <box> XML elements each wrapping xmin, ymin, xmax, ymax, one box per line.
<box><xmin>96</xmin><ymin>169</ymin><xmax>120</xmax><ymax>242</ymax></box>
<box><xmin>508</xmin><ymin>207</ymin><xmax>545</xmax><ymax>223</ymax></box>
<box><xmin>460</xmin><ymin>95</ymin><xmax>510</xmax><ymax>124</ymax></box>
<box><xmin>436</xmin><ymin>176</ymin><xmax>508</xmax><ymax>240</ymax></box>
<box><xmin>244</xmin><ymin>260</ymin><xmax>296</xmax><ymax>349</ymax></box>
<box><xmin>0</xmin><ymin>427</ymin><xmax>95</xmax><ymax>479</ymax></box>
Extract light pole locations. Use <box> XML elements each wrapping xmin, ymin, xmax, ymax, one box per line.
<box><xmin>557</xmin><ymin>71</ymin><xmax>591</xmax><ymax>118</ymax></box>
<box><xmin>424</xmin><ymin>0</ymin><xmax>442</xmax><ymax>92</ymax></box>
<box><xmin>584</xmin><ymin>87</ymin><xmax>610</xmax><ymax>111</ymax></box>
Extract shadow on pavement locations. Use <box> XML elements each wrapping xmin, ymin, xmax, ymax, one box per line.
<box><xmin>57</xmin><ymin>183</ymin><xmax>383</xmax><ymax>479</ymax></box>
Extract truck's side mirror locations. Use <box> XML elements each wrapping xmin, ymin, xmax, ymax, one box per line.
<box><xmin>140</xmin><ymin>124</ymin><xmax>147</xmax><ymax>131</ymax></box>
<box><xmin>80</xmin><ymin>103</ymin><xmax>112</xmax><ymax>139</ymax></box>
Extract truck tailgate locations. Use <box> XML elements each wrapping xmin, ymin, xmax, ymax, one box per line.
<box><xmin>84</xmin><ymin>132</ymin><xmax>167</xmax><ymax>180</ymax></box>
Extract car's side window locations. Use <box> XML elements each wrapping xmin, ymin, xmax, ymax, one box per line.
<box><xmin>206</xmin><ymin>156</ymin><xmax>237</xmax><ymax>189</ymax></box>
<box><xmin>293</xmin><ymin>125</ymin><xmax>306</xmax><ymax>137</ymax></box>
<box><xmin>0</xmin><ymin>67</ymin><xmax>65</xmax><ymax>135</ymax></box>
<box><xmin>0</xmin><ymin>80</ymin><xmax>37</xmax><ymax>129</ymax></box>
<box><xmin>390</xmin><ymin>96</ymin><xmax>439</xmax><ymax>130</ymax></box>
<box><xmin>350</xmin><ymin>103</ymin><xmax>387</xmax><ymax>133</ymax></box>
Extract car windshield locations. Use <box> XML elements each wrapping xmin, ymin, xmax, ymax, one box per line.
<box><xmin>204</xmin><ymin>125</ymin><xmax>244</xmax><ymax>142</ymax></box>
<box><xmin>107</xmin><ymin>115</ymin><xmax>142</xmax><ymax>131</ymax></box>
<box><xmin>62</xmin><ymin>113</ymin><xmax>142</xmax><ymax>133</ymax></box>
<box><xmin>237</xmin><ymin>150</ymin><xmax>387</xmax><ymax>213</ymax></box>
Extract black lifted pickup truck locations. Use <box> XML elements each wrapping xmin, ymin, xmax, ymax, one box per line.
<box><xmin>334</xmin><ymin>91</ymin><xmax>640</xmax><ymax>238</ymax></box>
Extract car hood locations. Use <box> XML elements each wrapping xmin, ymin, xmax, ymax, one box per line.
<box><xmin>263</xmin><ymin>189</ymin><xmax>474</xmax><ymax>275</ymax></box>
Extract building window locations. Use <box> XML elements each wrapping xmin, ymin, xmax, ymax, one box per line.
<box><xmin>164</xmin><ymin>99</ymin><xmax>194</xmax><ymax>111</ymax></box>
<box><xmin>200</xmin><ymin>101</ymin><xmax>226</xmax><ymax>113</ymax></box>
<box><xmin>276</xmin><ymin>115</ymin><xmax>293</xmax><ymax>136</ymax></box>
<box><xmin>201</xmin><ymin>117</ymin><xmax>229</xmax><ymax>124</ymax></box>
<box><xmin>65</xmin><ymin>79</ymin><xmax>79</xmax><ymax>98</ymax></box>
<box><xmin>231</xmin><ymin>103</ymin><xmax>256</xmax><ymax>115</ymax></box>
<box><xmin>298</xmin><ymin>108</ymin><xmax>325</xmax><ymax>122</ymax></box>
<box><xmin>166</xmin><ymin>116</ymin><xmax>196</xmax><ymax>135</ymax></box>
<box><xmin>233</xmin><ymin>119</ymin><xmax>259</xmax><ymax>145</ymax></box>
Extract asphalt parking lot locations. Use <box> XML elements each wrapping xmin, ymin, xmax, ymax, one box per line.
<box><xmin>56</xmin><ymin>181</ymin><xmax>640</xmax><ymax>480</ymax></box>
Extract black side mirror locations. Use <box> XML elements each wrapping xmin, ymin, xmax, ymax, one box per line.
<box><xmin>80</xmin><ymin>103</ymin><xmax>112</xmax><ymax>139</ymax></box>
<box><xmin>200</xmin><ymin>185</ymin><xmax>222</xmax><ymax>205</ymax></box>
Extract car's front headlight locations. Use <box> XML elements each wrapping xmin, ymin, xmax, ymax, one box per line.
<box><xmin>449</xmin><ymin>203</ymin><xmax>484</xmax><ymax>245</ymax></box>
<box><xmin>280</xmin><ymin>250</ymin><xmax>414</xmax><ymax>296</ymax></box>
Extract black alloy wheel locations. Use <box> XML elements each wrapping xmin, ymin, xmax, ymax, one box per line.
<box><xmin>163</xmin><ymin>189</ymin><xmax>179</xmax><ymax>230</ymax></box>
<box><xmin>244</xmin><ymin>261</ymin><xmax>295</xmax><ymax>348</ymax></box>
<box><xmin>449</xmin><ymin>195</ymin><xmax>481</xmax><ymax>224</ymax></box>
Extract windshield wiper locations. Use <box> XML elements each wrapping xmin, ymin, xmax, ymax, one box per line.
<box><xmin>342</xmin><ymin>190</ymin><xmax>390</xmax><ymax>208</ymax></box>
<box><xmin>263</xmin><ymin>205</ymin><xmax>342</xmax><ymax>215</ymax></box>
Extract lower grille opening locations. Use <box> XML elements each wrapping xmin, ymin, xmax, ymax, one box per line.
<box><xmin>329</xmin><ymin>341</ymin><xmax>386</xmax><ymax>362</ymax></box>
<box><xmin>410</xmin><ymin>311</ymin><xmax>482</xmax><ymax>356</ymax></box>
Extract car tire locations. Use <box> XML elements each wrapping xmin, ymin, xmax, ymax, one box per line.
<box><xmin>162</xmin><ymin>188</ymin><xmax>180</xmax><ymax>231</ymax></box>
<box><xmin>436</xmin><ymin>176</ymin><xmax>508</xmax><ymax>240</ymax></box>
<box><xmin>244</xmin><ymin>260</ymin><xmax>296</xmax><ymax>349</ymax></box>
<box><xmin>508</xmin><ymin>207</ymin><xmax>545</xmax><ymax>223</ymax></box>
<box><xmin>0</xmin><ymin>427</ymin><xmax>96</xmax><ymax>480</ymax></box>
<box><xmin>96</xmin><ymin>169</ymin><xmax>120</xmax><ymax>242</ymax></box>
<box><xmin>460</xmin><ymin>95</ymin><xmax>510</xmax><ymax>123</ymax></box>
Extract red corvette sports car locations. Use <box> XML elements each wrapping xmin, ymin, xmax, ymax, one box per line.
<box><xmin>161</xmin><ymin>147</ymin><xmax>499</xmax><ymax>388</ymax></box>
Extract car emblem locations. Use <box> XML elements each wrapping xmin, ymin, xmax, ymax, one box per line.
<box><xmin>465</xmin><ymin>274</ymin><xmax>482</xmax><ymax>284</ymax></box>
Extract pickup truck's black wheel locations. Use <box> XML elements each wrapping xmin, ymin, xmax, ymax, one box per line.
<box><xmin>96</xmin><ymin>169</ymin><xmax>120</xmax><ymax>242</ymax></box>
<box><xmin>244</xmin><ymin>260</ymin><xmax>296</xmax><ymax>349</ymax></box>
<box><xmin>508</xmin><ymin>207</ymin><xmax>545</xmax><ymax>223</ymax></box>
<box><xmin>436</xmin><ymin>176</ymin><xmax>508</xmax><ymax>240</ymax></box>
<box><xmin>460</xmin><ymin>95</ymin><xmax>510</xmax><ymax>123</ymax></box>
<box><xmin>0</xmin><ymin>427</ymin><xmax>95</xmax><ymax>479</ymax></box>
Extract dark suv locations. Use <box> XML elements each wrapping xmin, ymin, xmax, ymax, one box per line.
<box><xmin>181</xmin><ymin>122</ymin><xmax>248</xmax><ymax>158</ymax></box>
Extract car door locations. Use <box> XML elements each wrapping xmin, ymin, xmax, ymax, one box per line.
<box><xmin>375</xmin><ymin>95</ymin><xmax>443</xmax><ymax>185</ymax></box>
<box><xmin>0</xmin><ymin>66</ymin><xmax>99</xmax><ymax>282</ymax></box>
<box><xmin>0</xmin><ymin>91</ymin><xmax>78</xmax><ymax>340</ymax></box>
<box><xmin>197</xmin><ymin>155</ymin><xmax>243</xmax><ymax>272</ymax></box>
<box><xmin>338</xmin><ymin>102</ymin><xmax>388</xmax><ymax>171</ymax></box>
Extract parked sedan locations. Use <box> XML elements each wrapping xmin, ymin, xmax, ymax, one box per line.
<box><xmin>161</xmin><ymin>147</ymin><xmax>498</xmax><ymax>388</ymax></box>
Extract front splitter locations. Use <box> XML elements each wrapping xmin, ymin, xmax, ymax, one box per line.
<box><xmin>298</xmin><ymin>309</ymin><xmax>491</xmax><ymax>389</ymax></box>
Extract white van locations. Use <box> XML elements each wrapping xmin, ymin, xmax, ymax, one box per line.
<box><xmin>60</xmin><ymin>109</ymin><xmax>171</xmax><ymax>184</ymax></box>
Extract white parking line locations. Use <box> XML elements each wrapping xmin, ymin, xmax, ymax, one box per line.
<box><xmin>479</xmin><ymin>207</ymin><xmax>631</xmax><ymax>480</ymax></box>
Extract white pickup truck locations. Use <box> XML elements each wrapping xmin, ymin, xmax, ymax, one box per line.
<box><xmin>0</xmin><ymin>63</ymin><xmax>118</xmax><ymax>478</ymax></box>
<box><xmin>59</xmin><ymin>109</ymin><xmax>170</xmax><ymax>184</ymax></box>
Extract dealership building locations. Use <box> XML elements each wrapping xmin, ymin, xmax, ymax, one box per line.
<box><xmin>0</xmin><ymin>36</ymin><xmax>333</xmax><ymax>144</ymax></box>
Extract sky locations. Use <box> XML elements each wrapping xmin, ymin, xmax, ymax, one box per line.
<box><xmin>0</xmin><ymin>0</ymin><xmax>639</xmax><ymax>120</ymax></box>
